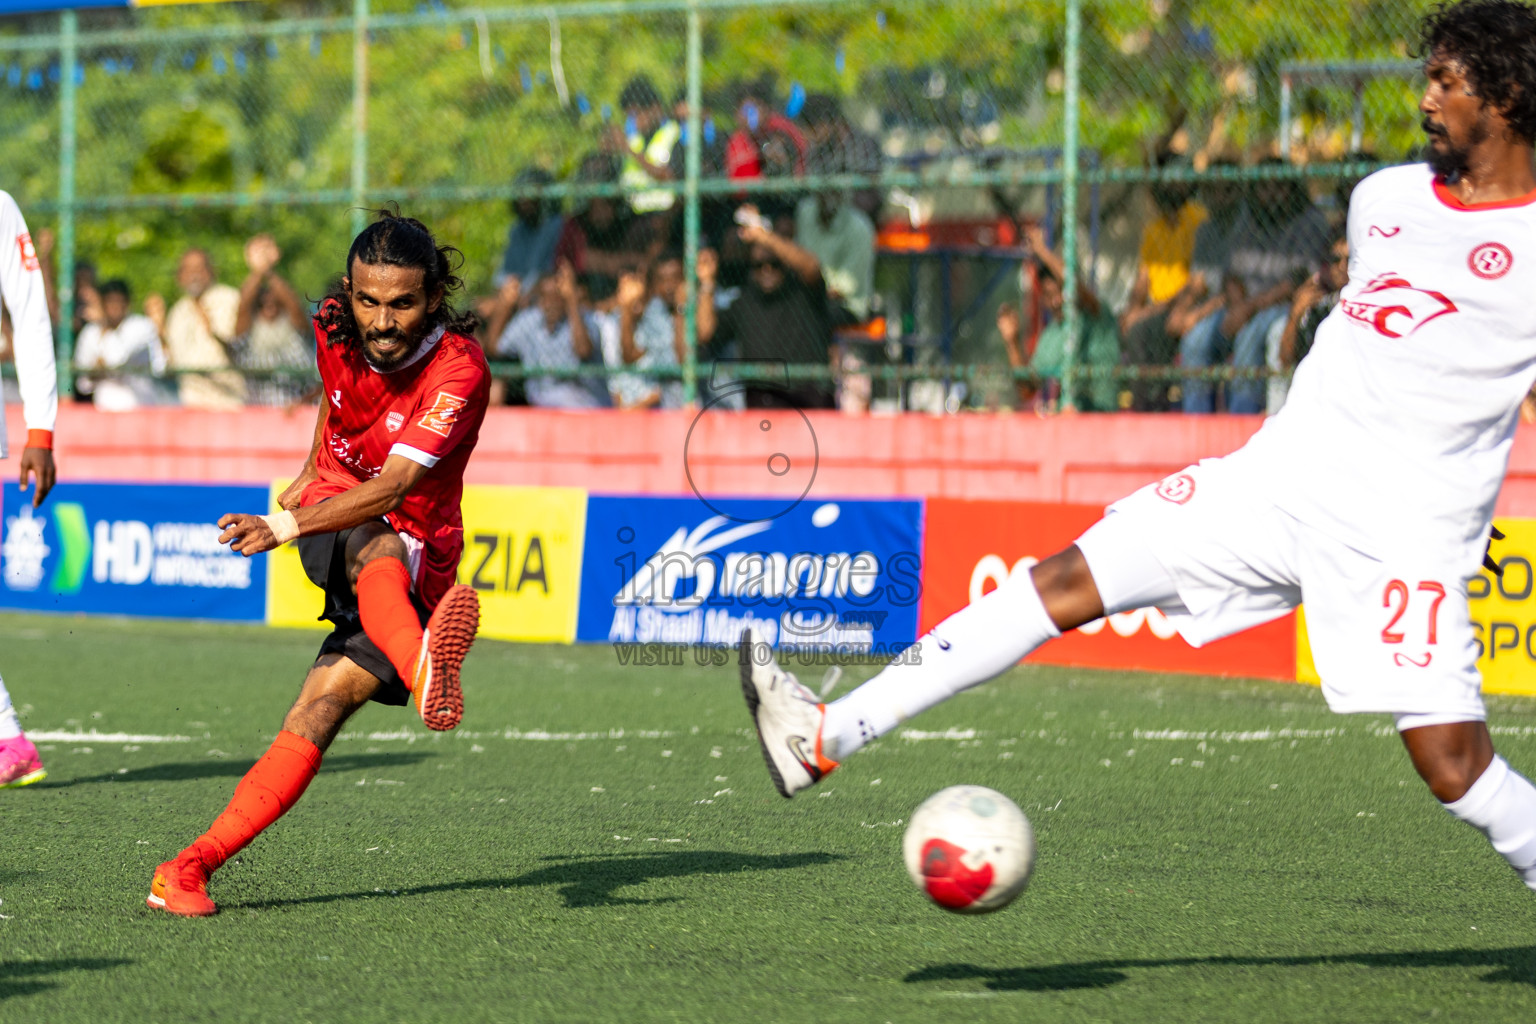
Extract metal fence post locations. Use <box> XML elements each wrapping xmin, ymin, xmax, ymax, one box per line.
<box><xmin>1059</xmin><ymin>0</ymin><xmax>1081</xmax><ymax>410</ymax></box>
<box><xmin>56</xmin><ymin>10</ymin><xmax>77</xmax><ymax>398</ymax></box>
<box><xmin>351</xmin><ymin>0</ymin><xmax>369</xmax><ymax>237</ymax></box>
<box><xmin>682</xmin><ymin>1</ymin><xmax>701</xmax><ymax>406</ymax></box>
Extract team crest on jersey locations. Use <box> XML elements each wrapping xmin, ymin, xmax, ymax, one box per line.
<box><xmin>1155</xmin><ymin>473</ymin><xmax>1196</xmax><ymax>505</ymax></box>
<box><xmin>386</xmin><ymin>411</ymin><xmax>405</xmax><ymax>433</ymax></box>
<box><xmin>1339</xmin><ymin>273</ymin><xmax>1458</xmax><ymax>339</ymax></box>
<box><xmin>417</xmin><ymin>391</ymin><xmax>467</xmax><ymax>438</ymax></box>
<box><xmin>1468</xmin><ymin>242</ymin><xmax>1513</xmax><ymax>280</ymax></box>
<box><xmin>16</xmin><ymin>232</ymin><xmax>37</xmax><ymax>272</ymax></box>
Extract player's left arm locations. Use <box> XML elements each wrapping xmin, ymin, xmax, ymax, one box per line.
<box><xmin>0</xmin><ymin>193</ymin><xmax>58</xmax><ymax>507</ymax></box>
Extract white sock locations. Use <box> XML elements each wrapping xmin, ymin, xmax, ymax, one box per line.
<box><xmin>822</xmin><ymin>571</ymin><xmax>1060</xmax><ymax>758</ymax></box>
<box><xmin>1443</xmin><ymin>756</ymin><xmax>1536</xmax><ymax>891</ymax></box>
<box><xmin>0</xmin><ymin>675</ymin><xmax>21</xmax><ymax>740</ymax></box>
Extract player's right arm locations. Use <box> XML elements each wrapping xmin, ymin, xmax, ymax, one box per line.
<box><xmin>0</xmin><ymin>194</ymin><xmax>58</xmax><ymax>506</ymax></box>
<box><xmin>276</xmin><ymin>395</ymin><xmax>327</xmax><ymax>511</ymax></box>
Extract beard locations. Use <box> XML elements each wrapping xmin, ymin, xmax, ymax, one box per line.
<box><xmin>1422</xmin><ymin>115</ymin><xmax>1485</xmax><ymax>180</ymax></box>
<box><xmin>361</xmin><ymin>322</ymin><xmax>429</xmax><ymax>371</ymax></box>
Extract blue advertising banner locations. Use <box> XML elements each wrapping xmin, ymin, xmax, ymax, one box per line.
<box><xmin>0</xmin><ymin>482</ymin><xmax>267</xmax><ymax>621</ymax></box>
<box><xmin>577</xmin><ymin>495</ymin><xmax>924</xmax><ymax>653</ymax></box>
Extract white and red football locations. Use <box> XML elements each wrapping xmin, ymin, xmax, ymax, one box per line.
<box><xmin>902</xmin><ymin>785</ymin><xmax>1035</xmax><ymax>914</ymax></box>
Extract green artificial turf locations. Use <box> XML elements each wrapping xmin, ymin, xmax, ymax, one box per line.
<box><xmin>1</xmin><ymin>612</ymin><xmax>1534</xmax><ymax>1023</ymax></box>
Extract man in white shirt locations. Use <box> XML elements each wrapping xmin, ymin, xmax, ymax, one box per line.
<box><xmin>0</xmin><ymin>190</ymin><xmax>58</xmax><ymax>789</ymax></box>
<box><xmin>74</xmin><ymin>279</ymin><xmax>166</xmax><ymax>411</ymax></box>
<box><xmin>156</xmin><ymin>248</ymin><xmax>244</xmax><ymax>409</ymax></box>
<box><xmin>741</xmin><ymin>0</ymin><xmax>1536</xmax><ymax>898</ymax></box>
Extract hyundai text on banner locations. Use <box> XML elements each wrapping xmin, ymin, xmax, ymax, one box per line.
<box><xmin>266</xmin><ymin>483</ymin><xmax>587</xmax><ymax>644</ymax></box>
<box><xmin>0</xmin><ymin>482</ymin><xmax>268</xmax><ymax>621</ymax></box>
<box><xmin>578</xmin><ymin>496</ymin><xmax>923</xmax><ymax>653</ymax></box>
<box><xmin>921</xmin><ymin>498</ymin><xmax>1296</xmax><ymax>680</ymax></box>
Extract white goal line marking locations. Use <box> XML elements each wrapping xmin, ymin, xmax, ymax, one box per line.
<box><xmin>29</xmin><ymin>730</ymin><xmax>193</xmax><ymax>743</ymax></box>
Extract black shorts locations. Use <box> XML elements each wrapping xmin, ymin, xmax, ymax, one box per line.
<box><xmin>297</xmin><ymin>524</ymin><xmax>429</xmax><ymax>708</ymax></box>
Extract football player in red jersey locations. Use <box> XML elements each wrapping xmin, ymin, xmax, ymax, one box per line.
<box><xmin>147</xmin><ymin>212</ymin><xmax>491</xmax><ymax>916</ymax></box>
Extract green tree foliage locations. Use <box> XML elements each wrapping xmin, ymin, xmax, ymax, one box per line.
<box><xmin>0</xmin><ymin>0</ymin><xmax>1436</xmax><ymax>306</ymax></box>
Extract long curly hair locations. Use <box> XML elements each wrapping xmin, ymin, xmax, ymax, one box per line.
<box><xmin>316</xmin><ymin>207</ymin><xmax>480</xmax><ymax>346</ymax></box>
<box><xmin>1420</xmin><ymin>0</ymin><xmax>1536</xmax><ymax>143</ymax></box>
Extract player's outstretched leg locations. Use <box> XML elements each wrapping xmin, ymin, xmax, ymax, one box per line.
<box><xmin>740</xmin><ymin>546</ymin><xmax>1105</xmax><ymax>797</ymax></box>
<box><xmin>0</xmin><ymin>674</ymin><xmax>45</xmax><ymax>789</ymax></box>
<box><xmin>148</xmin><ymin>655</ymin><xmax>377</xmax><ymax>916</ymax></box>
<box><xmin>1403</xmin><ymin>721</ymin><xmax>1536</xmax><ymax>892</ymax></box>
<box><xmin>353</xmin><ymin>543</ymin><xmax>480</xmax><ymax>732</ymax></box>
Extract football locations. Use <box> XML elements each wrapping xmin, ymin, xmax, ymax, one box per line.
<box><xmin>902</xmin><ymin>785</ymin><xmax>1036</xmax><ymax>914</ymax></box>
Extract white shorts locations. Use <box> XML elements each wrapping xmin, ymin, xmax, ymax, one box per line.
<box><xmin>1073</xmin><ymin>459</ymin><xmax>1486</xmax><ymax>722</ymax></box>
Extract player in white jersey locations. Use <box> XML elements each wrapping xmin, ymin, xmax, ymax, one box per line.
<box><xmin>0</xmin><ymin>190</ymin><xmax>59</xmax><ymax>789</ymax></box>
<box><xmin>739</xmin><ymin>0</ymin><xmax>1536</xmax><ymax>894</ymax></box>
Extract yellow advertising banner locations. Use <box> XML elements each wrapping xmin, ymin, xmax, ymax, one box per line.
<box><xmin>266</xmin><ymin>483</ymin><xmax>587</xmax><ymax>644</ymax></box>
<box><xmin>1296</xmin><ymin>518</ymin><xmax>1536</xmax><ymax>697</ymax></box>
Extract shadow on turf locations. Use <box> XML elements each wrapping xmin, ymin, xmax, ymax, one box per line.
<box><xmin>0</xmin><ymin>957</ymin><xmax>132</xmax><ymax>1002</ymax></box>
<box><xmin>906</xmin><ymin>946</ymin><xmax>1536</xmax><ymax>992</ymax></box>
<box><xmin>229</xmin><ymin>850</ymin><xmax>845</xmax><ymax>910</ymax></box>
<box><xmin>44</xmin><ymin>752</ymin><xmax>434</xmax><ymax>789</ymax></box>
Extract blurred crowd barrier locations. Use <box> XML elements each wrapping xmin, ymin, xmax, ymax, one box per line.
<box><xmin>0</xmin><ymin>0</ymin><xmax>1437</xmax><ymax>413</ymax></box>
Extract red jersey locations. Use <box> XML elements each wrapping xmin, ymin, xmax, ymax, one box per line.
<box><xmin>302</xmin><ymin>320</ymin><xmax>491</xmax><ymax>609</ymax></box>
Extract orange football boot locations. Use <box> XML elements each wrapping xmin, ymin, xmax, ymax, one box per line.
<box><xmin>411</xmin><ymin>584</ymin><xmax>480</xmax><ymax>732</ymax></box>
<box><xmin>147</xmin><ymin>857</ymin><xmax>217</xmax><ymax>917</ymax></box>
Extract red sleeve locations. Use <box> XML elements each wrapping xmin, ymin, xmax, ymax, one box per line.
<box><xmin>389</xmin><ymin>346</ymin><xmax>490</xmax><ymax>469</ymax></box>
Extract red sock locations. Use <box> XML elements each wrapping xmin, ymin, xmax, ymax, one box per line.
<box><xmin>184</xmin><ymin>730</ymin><xmax>322</xmax><ymax>871</ymax></box>
<box><xmin>356</xmin><ymin>557</ymin><xmax>426</xmax><ymax>688</ymax></box>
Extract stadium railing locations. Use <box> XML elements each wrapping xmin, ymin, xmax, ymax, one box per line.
<box><xmin>0</xmin><ymin>0</ymin><xmax>1435</xmax><ymax>412</ymax></box>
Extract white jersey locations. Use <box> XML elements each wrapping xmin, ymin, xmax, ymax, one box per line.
<box><xmin>1232</xmin><ymin>163</ymin><xmax>1536</xmax><ymax>572</ymax></box>
<box><xmin>0</xmin><ymin>190</ymin><xmax>55</xmax><ymax>456</ymax></box>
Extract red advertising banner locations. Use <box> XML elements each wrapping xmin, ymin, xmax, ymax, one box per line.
<box><xmin>920</xmin><ymin>498</ymin><xmax>1296</xmax><ymax>680</ymax></box>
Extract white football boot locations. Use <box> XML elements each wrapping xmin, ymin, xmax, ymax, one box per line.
<box><xmin>738</xmin><ymin>627</ymin><xmax>838</xmax><ymax>798</ymax></box>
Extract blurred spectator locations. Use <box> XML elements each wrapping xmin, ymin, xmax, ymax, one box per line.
<box><xmin>233</xmin><ymin>233</ymin><xmax>313</xmax><ymax>407</ymax></box>
<box><xmin>1268</xmin><ymin>233</ymin><xmax>1348</xmax><ymax>413</ymax></box>
<box><xmin>1118</xmin><ymin>179</ymin><xmax>1206</xmax><ymax>410</ymax></box>
<box><xmin>726</xmin><ymin>78</ymin><xmax>807</xmax><ymax>181</ymax></box>
<box><xmin>153</xmin><ymin>248</ymin><xmax>244</xmax><ymax>410</ymax></box>
<box><xmin>496</xmin><ymin>168</ymin><xmax>564</xmax><ymax>295</ymax></box>
<box><xmin>1001</xmin><ymin>225</ymin><xmax>1120</xmax><ymax>413</ymax></box>
<box><xmin>617</xmin><ymin>75</ymin><xmax>680</xmax><ymax>217</ymax></box>
<box><xmin>615</xmin><ymin>257</ymin><xmax>687</xmax><ymax>409</ymax></box>
<box><xmin>801</xmin><ymin>93</ymin><xmax>883</xmax><ymax>221</ymax></box>
<box><xmin>668</xmin><ymin>88</ymin><xmax>735</xmax><ymax>253</ymax></box>
<box><xmin>35</xmin><ymin>229</ymin><xmax>101</xmax><ymax>336</ymax></box>
<box><xmin>696</xmin><ymin>210</ymin><xmax>833</xmax><ymax>409</ymax></box>
<box><xmin>491</xmin><ymin>262</ymin><xmax>610</xmax><ymax>409</ymax></box>
<box><xmin>794</xmin><ymin>189</ymin><xmax>876</xmax><ymax>324</ymax></box>
<box><xmin>554</xmin><ymin>154</ymin><xmax>651</xmax><ymax>304</ymax></box>
<box><xmin>1180</xmin><ymin>164</ymin><xmax>1330</xmax><ymax>413</ymax></box>
<box><xmin>73</xmin><ymin>279</ymin><xmax>166</xmax><ymax>411</ymax></box>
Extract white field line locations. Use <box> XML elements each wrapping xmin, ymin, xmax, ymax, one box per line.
<box><xmin>333</xmin><ymin>727</ymin><xmax>675</xmax><ymax>743</ymax></box>
<box><xmin>29</xmin><ymin>730</ymin><xmax>192</xmax><ymax>743</ymax></box>
<box><xmin>899</xmin><ymin>728</ymin><xmax>978</xmax><ymax>741</ymax></box>
<box><xmin>1132</xmin><ymin>728</ymin><xmax>1346</xmax><ymax>742</ymax></box>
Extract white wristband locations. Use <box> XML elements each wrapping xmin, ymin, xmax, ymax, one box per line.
<box><xmin>262</xmin><ymin>510</ymin><xmax>301</xmax><ymax>545</ymax></box>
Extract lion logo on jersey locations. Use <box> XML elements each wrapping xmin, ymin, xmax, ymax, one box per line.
<box><xmin>1339</xmin><ymin>274</ymin><xmax>1458</xmax><ymax>340</ymax></box>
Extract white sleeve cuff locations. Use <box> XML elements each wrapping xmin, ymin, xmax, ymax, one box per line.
<box><xmin>389</xmin><ymin>442</ymin><xmax>440</xmax><ymax>468</ymax></box>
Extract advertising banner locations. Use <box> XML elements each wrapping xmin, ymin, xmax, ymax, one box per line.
<box><xmin>577</xmin><ymin>495</ymin><xmax>923</xmax><ymax>653</ymax></box>
<box><xmin>0</xmin><ymin>482</ymin><xmax>267</xmax><ymax>621</ymax></box>
<box><xmin>920</xmin><ymin>498</ymin><xmax>1296</xmax><ymax>680</ymax></box>
<box><xmin>267</xmin><ymin>484</ymin><xmax>588</xmax><ymax>644</ymax></box>
<box><xmin>1296</xmin><ymin>518</ymin><xmax>1536</xmax><ymax>697</ymax></box>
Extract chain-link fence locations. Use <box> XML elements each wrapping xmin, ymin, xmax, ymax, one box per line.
<box><xmin>0</xmin><ymin>0</ymin><xmax>1439</xmax><ymax>413</ymax></box>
